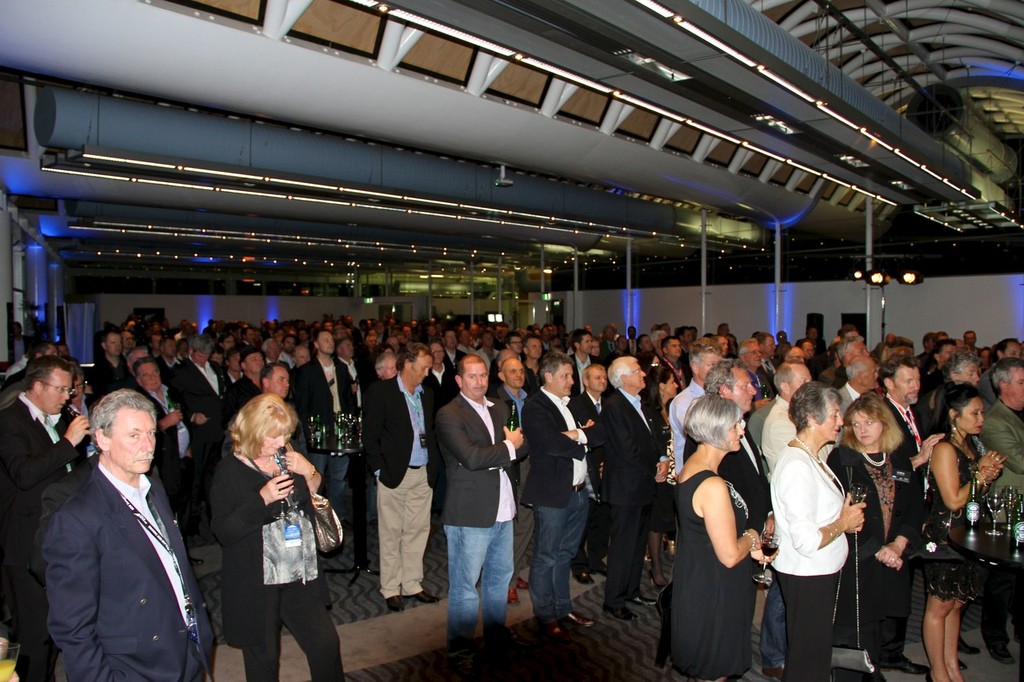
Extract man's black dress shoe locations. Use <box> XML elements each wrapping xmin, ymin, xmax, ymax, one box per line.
<box><xmin>188</xmin><ymin>553</ymin><xmax>204</xmax><ymax>566</ymax></box>
<box><xmin>880</xmin><ymin>653</ymin><xmax>928</xmax><ymax>674</ymax></box>
<box><xmin>573</xmin><ymin>570</ymin><xmax>594</xmax><ymax>585</ymax></box>
<box><xmin>448</xmin><ymin>649</ymin><xmax>476</xmax><ymax>678</ymax></box>
<box><xmin>385</xmin><ymin>596</ymin><xmax>404</xmax><ymax>612</ymax></box>
<box><xmin>988</xmin><ymin>642</ymin><xmax>1015</xmax><ymax>665</ymax></box>
<box><xmin>958</xmin><ymin>636</ymin><xmax>980</xmax><ymax>655</ymax></box>
<box><xmin>602</xmin><ymin>605</ymin><xmax>637</xmax><ymax>621</ymax></box>
<box><xmin>627</xmin><ymin>595</ymin><xmax>657</xmax><ymax>607</ymax></box>
<box><xmin>407</xmin><ymin>591</ymin><xmax>440</xmax><ymax>604</ymax></box>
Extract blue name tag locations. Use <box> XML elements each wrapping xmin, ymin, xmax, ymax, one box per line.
<box><xmin>284</xmin><ymin>522</ymin><xmax>302</xmax><ymax>548</ymax></box>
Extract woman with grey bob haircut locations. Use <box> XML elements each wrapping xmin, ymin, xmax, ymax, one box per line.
<box><xmin>788</xmin><ymin>380</ymin><xmax>841</xmax><ymax>432</ymax></box>
<box><xmin>670</xmin><ymin>395</ymin><xmax>771</xmax><ymax>679</ymax></box>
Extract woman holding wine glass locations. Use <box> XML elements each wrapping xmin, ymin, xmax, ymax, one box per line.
<box><xmin>922</xmin><ymin>383</ymin><xmax>1005</xmax><ymax>682</ymax></box>
<box><xmin>643</xmin><ymin>364</ymin><xmax>679</xmax><ymax>587</ymax></box>
<box><xmin>828</xmin><ymin>393</ymin><xmax>921</xmax><ymax>682</ymax></box>
<box><xmin>671</xmin><ymin>395</ymin><xmax>772</xmax><ymax>680</ymax></box>
<box><xmin>771</xmin><ymin>381</ymin><xmax>866</xmax><ymax>681</ymax></box>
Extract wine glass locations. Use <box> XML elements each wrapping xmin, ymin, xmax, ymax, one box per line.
<box><xmin>1003</xmin><ymin>487</ymin><xmax>1018</xmax><ymax>529</ymax></box>
<box><xmin>849</xmin><ymin>483</ymin><xmax>868</xmax><ymax>505</ymax></box>
<box><xmin>752</xmin><ymin>531</ymin><xmax>779</xmax><ymax>585</ymax></box>
<box><xmin>0</xmin><ymin>641</ymin><xmax>19</xmax><ymax>682</ymax></box>
<box><xmin>986</xmin><ymin>493</ymin><xmax>1005</xmax><ymax>535</ymax></box>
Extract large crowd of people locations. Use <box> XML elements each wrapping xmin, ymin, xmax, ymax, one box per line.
<box><xmin>1</xmin><ymin>313</ymin><xmax>1022</xmax><ymax>681</ymax></box>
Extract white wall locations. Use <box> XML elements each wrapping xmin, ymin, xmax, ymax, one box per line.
<box><xmin>84</xmin><ymin>272</ymin><xmax>1024</xmax><ymax>348</ymax></box>
<box><xmin>563</xmin><ymin>273</ymin><xmax>1024</xmax><ymax>348</ymax></box>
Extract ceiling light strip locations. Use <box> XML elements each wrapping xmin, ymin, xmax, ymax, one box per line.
<box><xmin>517</xmin><ymin>57</ymin><xmax>613</xmax><ymax>93</ymax></box>
<box><xmin>387</xmin><ymin>9</ymin><xmax>516</xmax><ymax>57</ymax></box>
<box><xmin>81</xmin><ymin>153</ymin><xmax>177</xmax><ymax>170</ymax></box>
<box><xmin>628</xmin><ymin>0</ymin><xmax>972</xmax><ymax>200</ymax></box>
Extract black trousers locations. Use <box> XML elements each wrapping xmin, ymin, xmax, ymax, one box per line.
<box><xmin>7</xmin><ymin>566</ymin><xmax>55</xmax><ymax>682</ymax></box>
<box><xmin>777</xmin><ymin>570</ymin><xmax>839</xmax><ymax>682</ymax></box>
<box><xmin>603</xmin><ymin>503</ymin><xmax>651</xmax><ymax>609</ymax></box>
<box><xmin>241</xmin><ymin>580</ymin><xmax>344</xmax><ymax>682</ymax></box>
<box><xmin>571</xmin><ymin>497</ymin><xmax>610</xmax><ymax>573</ymax></box>
<box><xmin>981</xmin><ymin>566</ymin><xmax>1019</xmax><ymax>647</ymax></box>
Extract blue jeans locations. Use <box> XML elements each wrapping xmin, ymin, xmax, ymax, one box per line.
<box><xmin>760</xmin><ymin>569</ymin><xmax>787</xmax><ymax>668</ymax></box>
<box><xmin>445</xmin><ymin>521</ymin><xmax>514</xmax><ymax>651</ymax></box>
<box><xmin>530</xmin><ymin>490</ymin><xmax>589</xmax><ymax>624</ymax></box>
<box><xmin>306</xmin><ymin>453</ymin><xmax>348</xmax><ymax>520</ymax></box>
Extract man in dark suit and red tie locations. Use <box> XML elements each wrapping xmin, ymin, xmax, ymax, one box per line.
<box><xmin>600</xmin><ymin>355</ymin><xmax>670</xmax><ymax>621</ymax></box>
<box><xmin>521</xmin><ymin>351</ymin><xmax>603</xmax><ymax>643</ymax></box>
<box><xmin>43</xmin><ymin>389</ymin><xmax>213</xmax><ymax>682</ymax></box>
<box><xmin>436</xmin><ymin>355</ymin><xmax>526</xmax><ymax>675</ymax></box>
<box><xmin>0</xmin><ymin>355</ymin><xmax>90</xmax><ymax>682</ymax></box>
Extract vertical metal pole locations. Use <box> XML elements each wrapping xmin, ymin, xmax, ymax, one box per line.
<box><xmin>865</xmin><ymin>198</ymin><xmax>874</xmax><ymax>346</ymax></box>
<box><xmin>539</xmin><ymin>247</ymin><xmax>545</xmax><ymax>326</ymax></box>
<box><xmin>774</xmin><ymin>220</ymin><xmax>782</xmax><ymax>336</ymax></box>
<box><xmin>384</xmin><ymin>264</ymin><xmax>390</xmax><ymax>298</ymax></box>
<box><xmin>572</xmin><ymin>248</ymin><xmax>579</xmax><ymax>329</ymax></box>
<box><xmin>625</xmin><ymin>238</ymin><xmax>633</xmax><ymax>332</ymax></box>
<box><xmin>469</xmin><ymin>259</ymin><xmax>475</xmax><ymax>326</ymax></box>
<box><xmin>497</xmin><ymin>255</ymin><xmax>504</xmax><ymax>323</ymax></box>
<box><xmin>0</xmin><ymin>192</ymin><xmax>11</xmax><ymax>363</ymax></box>
<box><xmin>427</xmin><ymin>260</ymin><xmax>433</xmax><ymax>320</ymax></box>
<box><xmin>700</xmin><ymin>208</ymin><xmax>708</xmax><ymax>335</ymax></box>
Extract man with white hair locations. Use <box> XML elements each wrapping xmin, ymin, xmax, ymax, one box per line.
<box><xmin>839</xmin><ymin>355</ymin><xmax>878</xmax><ymax>414</ymax></box>
<box><xmin>668</xmin><ymin>340</ymin><xmax>722</xmax><ymax>473</ymax></box>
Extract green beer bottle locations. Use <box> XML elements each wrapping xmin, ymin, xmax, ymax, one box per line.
<box><xmin>965</xmin><ymin>478</ymin><xmax>980</xmax><ymax>528</ymax></box>
<box><xmin>507</xmin><ymin>401</ymin><xmax>520</xmax><ymax>431</ymax></box>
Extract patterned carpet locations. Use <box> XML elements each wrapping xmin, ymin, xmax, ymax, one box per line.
<box><xmin>191</xmin><ymin>507</ymin><xmax>985</xmax><ymax>681</ymax></box>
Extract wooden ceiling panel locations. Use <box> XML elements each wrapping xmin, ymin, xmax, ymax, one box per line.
<box><xmin>292</xmin><ymin>0</ymin><xmax>381</xmax><ymax>55</ymax></box>
<box><xmin>559</xmin><ymin>89</ymin><xmax>609</xmax><ymax>125</ymax></box>
<box><xmin>400</xmin><ymin>33</ymin><xmax>474</xmax><ymax>82</ymax></box>
<box><xmin>487</xmin><ymin>62</ymin><xmax>547</xmax><ymax>105</ymax></box>
<box><xmin>664</xmin><ymin>126</ymin><xmax>700</xmax><ymax>154</ymax></box>
<box><xmin>618</xmin><ymin>109</ymin><xmax>658</xmax><ymax>141</ymax></box>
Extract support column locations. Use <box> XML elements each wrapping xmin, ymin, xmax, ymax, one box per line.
<box><xmin>625</xmin><ymin>238</ymin><xmax>633</xmax><ymax>333</ymax></box>
<box><xmin>774</xmin><ymin>220</ymin><xmax>782</xmax><ymax>336</ymax></box>
<box><xmin>539</xmin><ymin>247</ymin><xmax>545</xmax><ymax>326</ymax></box>
<box><xmin>0</xmin><ymin>192</ymin><xmax>12</xmax><ymax>363</ymax></box>
<box><xmin>25</xmin><ymin>245</ymin><xmax>47</xmax><ymax>336</ymax></box>
<box><xmin>48</xmin><ymin>259</ymin><xmax>64</xmax><ymax>342</ymax></box>
<box><xmin>469</xmin><ymin>260</ymin><xmax>475</xmax><ymax>326</ymax></box>
<box><xmin>865</xmin><ymin>199</ymin><xmax>874</xmax><ymax>346</ymax></box>
<box><xmin>700</xmin><ymin>209</ymin><xmax>708</xmax><ymax>335</ymax></box>
<box><xmin>496</xmin><ymin>256</ymin><xmax>504</xmax><ymax>323</ymax></box>
<box><xmin>427</xmin><ymin>261</ymin><xmax>433</xmax><ymax>320</ymax></box>
<box><xmin>572</xmin><ymin>248</ymin><xmax>579</xmax><ymax>329</ymax></box>
<box><xmin>384</xmin><ymin>264</ymin><xmax>391</xmax><ymax>298</ymax></box>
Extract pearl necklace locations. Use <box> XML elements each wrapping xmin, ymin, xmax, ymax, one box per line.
<box><xmin>792</xmin><ymin>437</ymin><xmax>843</xmax><ymax>489</ymax></box>
<box><xmin>792</xmin><ymin>436</ymin><xmax>825</xmax><ymax>463</ymax></box>
<box><xmin>861</xmin><ymin>451</ymin><xmax>887</xmax><ymax>467</ymax></box>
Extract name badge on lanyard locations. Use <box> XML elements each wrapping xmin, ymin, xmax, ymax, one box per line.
<box><xmin>283</xmin><ymin>519</ymin><xmax>302</xmax><ymax>547</ymax></box>
<box><xmin>892</xmin><ymin>469</ymin><xmax>911</xmax><ymax>484</ymax></box>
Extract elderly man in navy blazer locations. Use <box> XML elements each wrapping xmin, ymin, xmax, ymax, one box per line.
<box><xmin>521</xmin><ymin>351</ymin><xmax>603</xmax><ymax>643</ymax></box>
<box><xmin>436</xmin><ymin>355</ymin><xmax>526</xmax><ymax>674</ymax></box>
<box><xmin>43</xmin><ymin>389</ymin><xmax>213</xmax><ymax>682</ymax></box>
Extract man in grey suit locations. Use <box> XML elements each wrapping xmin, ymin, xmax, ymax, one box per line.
<box><xmin>436</xmin><ymin>355</ymin><xmax>525</xmax><ymax>675</ymax></box>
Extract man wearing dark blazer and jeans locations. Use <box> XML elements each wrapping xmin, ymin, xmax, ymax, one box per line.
<box><xmin>521</xmin><ymin>351</ymin><xmax>603</xmax><ymax>643</ymax></box>
<box><xmin>436</xmin><ymin>355</ymin><xmax>525</xmax><ymax>674</ymax></box>
<box><xmin>601</xmin><ymin>355</ymin><xmax>670</xmax><ymax>621</ymax></box>
<box><xmin>363</xmin><ymin>343</ymin><xmax>441</xmax><ymax>612</ymax></box>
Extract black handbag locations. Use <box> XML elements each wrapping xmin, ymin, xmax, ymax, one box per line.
<box><xmin>310</xmin><ymin>491</ymin><xmax>343</xmax><ymax>553</ymax></box>
<box><xmin>832</xmin><ymin>468</ymin><xmax>876</xmax><ymax>675</ymax></box>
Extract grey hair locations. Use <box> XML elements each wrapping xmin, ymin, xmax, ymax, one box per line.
<box><xmin>992</xmin><ymin>357</ymin><xmax>1024</xmax><ymax>396</ymax></box>
<box><xmin>91</xmin><ymin>388</ymin><xmax>157</xmax><ymax>436</ymax></box>
<box><xmin>837</xmin><ymin>335</ymin><xmax>865</xmax><ymax>361</ymax></box>
<box><xmin>846</xmin><ymin>355</ymin><xmax>876</xmax><ymax>382</ymax></box>
<box><xmin>685</xmin><ymin>394</ymin><xmax>742</xmax><ymax>450</ymax></box>
<box><xmin>540</xmin><ymin>351</ymin><xmax>572</xmax><ymax>382</ymax></box>
<box><xmin>737</xmin><ymin>338</ymin><xmax>759</xmax><ymax>357</ymax></box>
<box><xmin>943</xmin><ymin>350</ymin><xmax>980</xmax><ymax>381</ymax></box>
<box><xmin>188</xmin><ymin>334</ymin><xmax>215</xmax><ymax>355</ymax></box>
<box><xmin>607</xmin><ymin>356</ymin><xmax>637</xmax><ymax>389</ymax></box>
<box><xmin>704</xmin><ymin>358</ymin><xmax>744</xmax><ymax>396</ymax></box>
<box><xmin>788</xmin><ymin>381</ymin><xmax>841</xmax><ymax>432</ymax></box>
<box><xmin>773</xmin><ymin>360</ymin><xmax>806</xmax><ymax>392</ymax></box>
<box><xmin>688</xmin><ymin>340</ymin><xmax>722</xmax><ymax>371</ymax></box>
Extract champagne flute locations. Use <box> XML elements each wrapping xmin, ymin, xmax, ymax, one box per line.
<box><xmin>752</xmin><ymin>531</ymin><xmax>779</xmax><ymax>585</ymax></box>
<box><xmin>1003</xmin><ymin>487</ymin><xmax>1018</xmax><ymax>529</ymax></box>
<box><xmin>849</xmin><ymin>483</ymin><xmax>868</xmax><ymax>504</ymax></box>
<box><xmin>0</xmin><ymin>641</ymin><xmax>19</xmax><ymax>682</ymax></box>
<box><xmin>986</xmin><ymin>493</ymin><xmax>1005</xmax><ymax>536</ymax></box>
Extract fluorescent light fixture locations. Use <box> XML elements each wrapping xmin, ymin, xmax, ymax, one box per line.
<box><xmin>785</xmin><ymin>159</ymin><xmax>822</xmax><ymax>177</ymax></box>
<box><xmin>890</xmin><ymin>180</ymin><xmax>912</xmax><ymax>190</ymax></box>
<box><xmin>859</xmin><ymin>128</ymin><xmax>893</xmax><ymax>151</ymax></box>
<box><xmin>632</xmin><ymin>0</ymin><xmax>675</xmax><ymax>18</ymax></box>
<box><xmin>181</xmin><ymin>166</ymin><xmax>266</xmax><ymax>181</ymax></box>
<box><xmin>614</xmin><ymin>91</ymin><xmax>683</xmax><ymax>122</ymax></box>
<box><xmin>753</xmin><ymin>114</ymin><xmax>795</xmax><ymax>135</ymax></box>
<box><xmin>815</xmin><ymin>102</ymin><xmax>859</xmax><ymax>131</ymax></box>
<box><xmin>518</xmin><ymin>57</ymin><xmax>613</xmax><ymax>93</ymax></box>
<box><xmin>41</xmin><ymin>167</ymin><xmax>130</xmax><ymax>182</ymax></box>
<box><xmin>678</xmin><ymin>21</ymin><xmax>757</xmax><ymax>68</ymax></box>
<box><xmin>388</xmin><ymin>10</ymin><xmax>516</xmax><ymax>57</ymax></box>
<box><xmin>756</xmin><ymin>66</ymin><xmax>814</xmax><ymax>103</ymax></box>
<box><xmin>266</xmin><ymin>177</ymin><xmax>339</xmax><ymax>191</ymax></box>
<box><xmin>838</xmin><ymin>154</ymin><xmax>868</xmax><ymax>168</ymax></box>
<box><xmin>81</xmin><ymin>153</ymin><xmax>177</xmax><ymax>170</ymax></box>
<box><xmin>685</xmin><ymin>119</ymin><xmax>741</xmax><ymax>145</ymax></box>
<box><xmin>741</xmin><ymin>142</ymin><xmax>787</xmax><ymax>164</ymax></box>
<box><xmin>135</xmin><ymin>178</ymin><xmax>213</xmax><ymax>191</ymax></box>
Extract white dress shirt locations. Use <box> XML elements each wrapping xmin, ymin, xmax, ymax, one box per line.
<box><xmin>462</xmin><ymin>395</ymin><xmax>517</xmax><ymax>522</ymax></box>
<box><xmin>541</xmin><ymin>388</ymin><xmax>588</xmax><ymax>486</ymax></box>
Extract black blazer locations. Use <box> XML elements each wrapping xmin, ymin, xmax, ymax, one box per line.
<box><xmin>222</xmin><ymin>376</ymin><xmax>261</xmax><ymax>428</ymax></box>
<box><xmin>883</xmin><ymin>396</ymin><xmax>927</xmax><ymax>503</ymax></box>
<box><xmin>362</xmin><ymin>377</ymin><xmax>440</xmax><ymax>490</ymax></box>
<box><xmin>293</xmin><ymin>357</ymin><xmax>354</xmax><ymax>421</ymax></box>
<box><xmin>138</xmin><ymin>385</ymin><xmax>186</xmax><ymax>498</ymax></box>
<box><xmin>568</xmin><ymin>392</ymin><xmax>605</xmax><ymax>498</ymax></box>
<box><xmin>717</xmin><ymin>435</ymin><xmax>772</xmax><ymax>531</ymax></box>
<box><xmin>424</xmin><ymin>365</ymin><xmax>460</xmax><ymax>413</ymax></box>
<box><xmin>521</xmin><ymin>391</ymin><xmax>600</xmax><ymax>509</ymax></box>
<box><xmin>0</xmin><ymin>399</ymin><xmax>78</xmax><ymax>568</ymax></box>
<box><xmin>600</xmin><ymin>390</ymin><xmax>661</xmax><ymax>506</ymax></box>
<box><xmin>436</xmin><ymin>394</ymin><xmax>518</xmax><ymax>528</ymax></box>
<box><xmin>829</xmin><ymin>445</ymin><xmax>921</xmax><ymax>624</ymax></box>
<box><xmin>171</xmin><ymin>359</ymin><xmax>225</xmax><ymax>444</ymax></box>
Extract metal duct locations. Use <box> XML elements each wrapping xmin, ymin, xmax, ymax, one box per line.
<box><xmin>35</xmin><ymin>87</ymin><xmax>673</xmax><ymax>246</ymax></box>
<box><xmin>907</xmin><ymin>85</ymin><xmax>1018</xmax><ymax>185</ymax></box>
